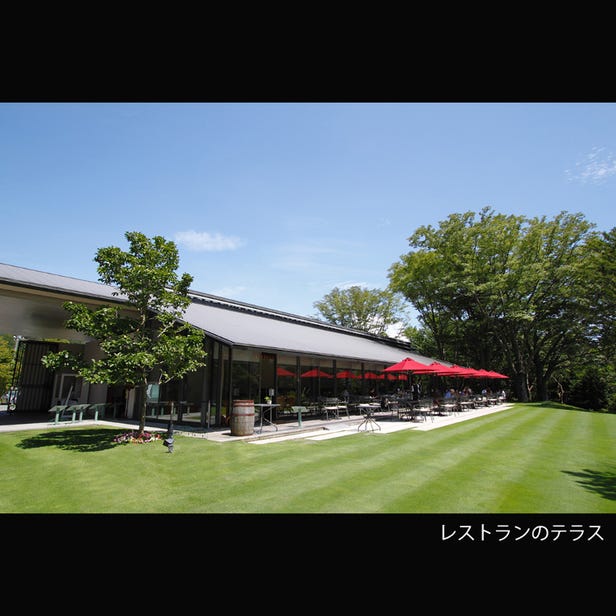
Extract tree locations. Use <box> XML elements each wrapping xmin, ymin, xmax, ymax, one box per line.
<box><xmin>585</xmin><ymin>227</ymin><xmax>616</xmax><ymax>363</ymax></box>
<box><xmin>389</xmin><ymin>208</ymin><xmax>597</xmax><ymax>402</ymax></box>
<box><xmin>313</xmin><ymin>286</ymin><xmax>407</xmax><ymax>336</ymax></box>
<box><xmin>401</xmin><ymin>324</ymin><xmax>441</xmax><ymax>359</ymax></box>
<box><xmin>42</xmin><ymin>231</ymin><xmax>208</xmax><ymax>433</ymax></box>
<box><xmin>389</xmin><ymin>208</ymin><xmax>525</xmax><ymax>374</ymax></box>
<box><xmin>0</xmin><ymin>335</ymin><xmax>15</xmax><ymax>398</ymax></box>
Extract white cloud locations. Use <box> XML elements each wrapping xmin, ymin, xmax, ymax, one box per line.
<box><xmin>270</xmin><ymin>242</ymin><xmax>344</xmax><ymax>274</ymax></box>
<box><xmin>211</xmin><ymin>285</ymin><xmax>247</xmax><ymax>298</ymax></box>
<box><xmin>336</xmin><ymin>281</ymin><xmax>369</xmax><ymax>290</ymax></box>
<box><xmin>174</xmin><ymin>230</ymin><xmax>243</xmax><ymax>252</ymax></box>
<box><xmin>566</xmin><ymin>147</ymin><xmax>616</xmax><ymax>184</ymax></box>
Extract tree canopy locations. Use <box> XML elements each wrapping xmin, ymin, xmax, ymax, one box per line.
<box><xmin>313</xmin><ymin>286</ymin><xmax>407</xmax><ymax>337</ymax></box>
<box><xmin>0</xmin><ymin>335</ymin><xmax>15</xmax><ymax>398</ymax></box>
<box><xmin>42</xmin><ymin>231</ymin><xmax>208</xmax><ymax>432</ymax></box>
<box><xmin>389</xmin><ymin>208</ymin><xmax>609</xmax><ymax>405</ymax></box>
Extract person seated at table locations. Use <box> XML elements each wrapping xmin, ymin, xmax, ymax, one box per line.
<box><xmin>412</xmin><ymin>382</ymin><xmax>420</xmax><ymax>401</ymax></box>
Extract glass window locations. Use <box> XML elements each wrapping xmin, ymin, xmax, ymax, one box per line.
<box><xmin>336</xmin><ymin>363</ymin><xmax>362</xmax><ymax>399</ymax></box>
<box><xmin>299</xmin><ymin>357</ymin><xmax>335</xmax><ymax>403</ymax></box>
<box><xmin>276</xmin><ymin>354</ymin><xmax>297</xmax><ymax>410</ymax></box>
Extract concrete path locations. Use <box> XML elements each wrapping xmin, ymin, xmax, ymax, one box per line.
<box><xmin>246</xmin><ymin>404</ymin><xmax>513</xmax><ymax>444</ymax></box>
<box><xmin>0</xmin><ymin>404</ymin><xmax>514</xmax><ymax>444</ymax></box>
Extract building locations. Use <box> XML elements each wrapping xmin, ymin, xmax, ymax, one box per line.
<box><xmin>0</xmin><ymin>262</ymin><xmax>438</xmax><ymax>427</ymax></box>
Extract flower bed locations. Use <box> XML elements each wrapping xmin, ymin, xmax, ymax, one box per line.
<box><xmin>113</xmin><ymin>431</ymin><xmax>163</xmax><ymax>444</ymax></box>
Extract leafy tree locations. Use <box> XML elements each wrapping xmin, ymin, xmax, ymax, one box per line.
<box><xmin>400</xmin><ymin>324</ymin><xmax>440</xmax><ymax>359</ymax></box>
<box><xmin>0</xmin><ymin>335</ymin><xmax>15</xmax><ymax>398</ymax></box>
<box><xmin>563</xmin><ymin>226</ymin><xmax>616</xmax><ymax>411</ymax></box>
<box><xmin>505</xmin><ymin>211</ymin><xmax>595</xmax><ymax>400</ymax></box>
<box><xmin>389</xmin><ymin>208</ymin><xmax>597</xmax><ymax>402</ymax></box>
<box><xmin>313</xmin><ymin>286</ymin><xmax>407</xmax><ymax>336</ymax></box>
<box><xmin>389</xmin><ymin>208</ymin><xmax>524</xmax><ymax>374</ymax></box>
<box><xmin>42</xmin><ymin>231</ymin><xmax>208</xmax><ymax>433</ymax></box>
<box><xmin>585</xmin><ymin>227</ymin><xmax>616</xmax><ymax>363</ymax></box>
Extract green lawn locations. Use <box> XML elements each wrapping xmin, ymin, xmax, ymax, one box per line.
<box><xmin>1</xmin><ymin>402</ymin><xmax>615</xmax><ymax>513</ymax></box>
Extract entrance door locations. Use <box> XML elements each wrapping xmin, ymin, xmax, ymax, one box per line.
<box><xmin>57</xmin><ymin>373</ymin><xmax>79</xmax><ymax>404</ymax></box>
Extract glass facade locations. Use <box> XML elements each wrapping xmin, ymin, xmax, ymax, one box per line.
<box><xmin>148</xmin><ymin>343</ymin><xmax>415</xmax><ymax>428</ymax></box>
<box><xmin>14</xmin><ymin>336</ymin><xmax>416</xmax><ymax>427</ymax></box>
<box><xmin>1</xmin><ymin>264</ymin><xmax>429</xmax><ymax>427</ymax></box>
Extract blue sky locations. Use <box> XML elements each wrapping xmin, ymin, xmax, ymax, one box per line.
<box><xmin>1</xmin><ymin>102</ymin><xmax>615</xmax><ymax>326</ymax></box>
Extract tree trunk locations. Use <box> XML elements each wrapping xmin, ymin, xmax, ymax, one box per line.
<box><xmin>137</xmin><ymin>380</ymin><xmax>147</xmax><ymax>434</ymax></box>
<box><xmin>512</xmin><ymin>372</ymin><xmax>528</xmax><ymax>401</ymax></box>
<box><xmin>535</xmin><ymin>374</ymin><xmax>550</xmax><ymax>401</ymax></box>
<box><xmin>533</xmin><ymin>350</ymin><xmax>552</xmax><ymax>402</ymax></box>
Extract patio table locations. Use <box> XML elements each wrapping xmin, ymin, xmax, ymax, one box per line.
<box><xmin>414</xmin><ymin>404</ymin><xmax>434</xmax><ymax>422</ymax></box>
<box><xmin>438</xmin><ymin>401</ymin><xmax>458</xmax><ymax>415</ymax></box>
<box><xmin>254</xmin><ymin>403</ymin><xmax>280</xmax><ymax>433</ymax></box>
<box><xmin>357</xmin><ymin>403</ymin><xmax>381</xmax><ymax>432</ymax></box>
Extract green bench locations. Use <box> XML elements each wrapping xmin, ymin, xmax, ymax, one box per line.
<box><xmin>291</xmin><ymin>406</ymin><xmax>308</xmax><ymax>427</ymax></box>
<box><xmin>86</xmin><ymin>403</ymin><xmax>111</xmax><ymax>421</ymax></box>
<box><xmin>48</xmin><ymin>404</ymin><xmax>91</xmax><ymax>424</ymax></box>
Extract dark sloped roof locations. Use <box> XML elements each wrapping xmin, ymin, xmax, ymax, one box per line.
<box><xmin>0</xmin><ymin>262</ymin><xmax>125</xmax><ymax>302</ymax></box>
<box><xmin>0</xmin><ymin>262</ymin><xmax>434</xmax><ymax>365</ymax></box>
<box><xmin>183</xmin><ymin>294</ymin><xmax>423</xmax><ymax>363</ymax></box>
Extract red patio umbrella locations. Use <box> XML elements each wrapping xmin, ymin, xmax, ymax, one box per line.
<box><xmin>474</xmin><ymin>369</ymin><xmax>493</xmax><ymax>378</ymax></box>
<box><xmin>363</xmin><ymin>371</ymin><xmax>384</xmax><ymax>379</ymax></box>
<box><xmin>455</xmin><ymin>366</ymin><xmax>484</xmax><ymax>377</ymax></box>
<box><xmin>385</xmin><ymin>373</ymin><xmax>404</xmax><ymax>381</ymax></box>
<box><xmin>427</xmin><ymin>362</ymin><xmax>463</xmax><ymax>376</ymax></box>
<box><xmin>383</xmin><ymin>357</ymin><xmax>437</xmax><ymax>374</ymax></box>
<box><xmin>301</xmin><ymin>369</ymin><xmax>333</xmax><ymax>378</ymax></box>
<box><xmin>453</xmin><ymin>366</ymin><xmax>484</xmax><ymax>378</ymax></box>
<box><xmin>276</xmin><ymin>367</ymin><xmax>295</xmax><ymax>377</ymax></box>
<box><xmin>336</xmin><ymin>370</ymin><xmax>359</xmax><ymax>379</ymax></box>
<box><xmin>429</xmin><ymin>363</ymin><xmax>482</xmax><ymax>377</ymax></box>
<box><xmin>485</xmin><ymin>370</ymin><xmax>509</xmax><ymax>379</ymax></box>
<box><xmin>383</xmin><ymin>373</ymin><xmax>409</xmax><ymax>381</ymax></box>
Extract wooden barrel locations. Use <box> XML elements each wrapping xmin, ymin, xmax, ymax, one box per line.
<box><xmin>230</xmin><ymin>400</ymin><xmax>255</xmax><ymax>436</ymax></box>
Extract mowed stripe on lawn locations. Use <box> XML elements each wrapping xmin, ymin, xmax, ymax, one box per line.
<box><xmin>232</xmin><ymin>405</ymin><xmax>616</xmax><ymax>513</ymax></box>
<box><xmin>345</xmin><ymin>406</ymin><xmax>556</xmax><ymax>513</ymax></box>
<box><xmin>1</xmin><ymin>404</ymin><xmax>614</xmax><ymax>513</ymax></box>
<box><xmin>239</xmin><ymin>406</ymin><xmax>538</xmax><ymax>512</ymax></box>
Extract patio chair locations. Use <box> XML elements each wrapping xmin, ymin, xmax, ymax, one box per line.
<box><xmin>415</xmin><ymin>399</ymin><xmax>434</xmax><ymax>422</ymax></box>
<box><xmin>394</xmin><ymin>401</ymin><xmax>413</xmax><ymax>421</ymax></box>
<box><xmin>320</xmin><ymin>401</ymin><xmax>340</xmax><ymax>420</ymax></box>
<box><xmin>336</xmin><ymin>402</ymin><xmax>350</xmax><ymax>419</ymax></box>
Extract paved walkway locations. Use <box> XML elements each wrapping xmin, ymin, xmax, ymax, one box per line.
<box><xmin>237</xmin><ymin>403</ymin><xmax>514</xmax><ymax>444</ymax></box>
<box><xmin>0</xmin><ymin>403</ymin><xmax>514</xmax><ymax>443</ymax></box>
